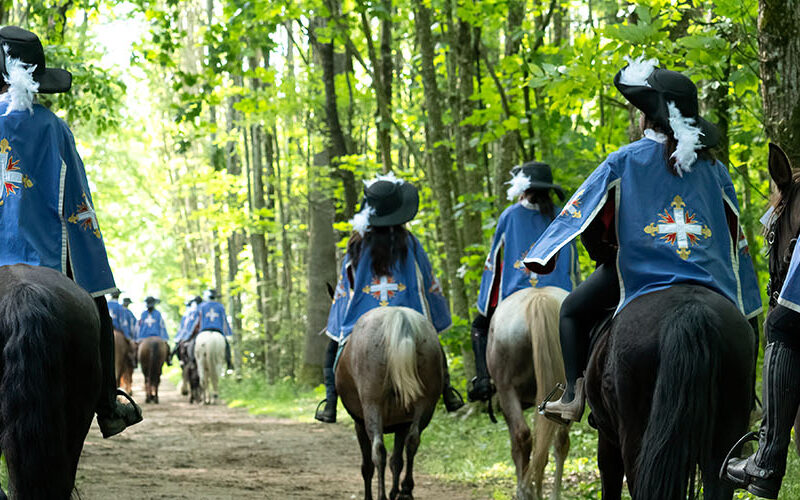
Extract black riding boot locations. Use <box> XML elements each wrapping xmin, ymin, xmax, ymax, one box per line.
<box><xmin>440</xmin><ymin>345</ymin><xmax>465</xmax><ymax>412</ymax></box>
<box><xmin>224</xmin><ymin>336</ymin><xmax>234</xmax><ymax>371</ymax></box>
<box><xmin>467</xmin><ymin>322</ymin><xmax>495</xmax><ymax>402</ymax></box>
<box><xmin>725</xmin><ymin>342</ymin><xmax>800</xmax><ymax>498</ymax></box>
<box><xmin>315</xmin><ymin>367</ymin><xmax>338</xmax><ymax>423</ymax></box>
<box><xmin>94</xmin><ymin>297</ymin><xmax>143</xmax><ymax>438</ymax></box>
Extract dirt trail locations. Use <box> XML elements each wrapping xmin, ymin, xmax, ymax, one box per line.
<box><xmin>76</xmin><ymin>372</ymin><xmax>484</xmax><ymax>499</ymax></box>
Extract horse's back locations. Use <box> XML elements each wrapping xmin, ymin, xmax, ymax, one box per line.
<box><xmin>337</xmin><ymin>306</ymin><xmax>442</xmax><ymax>427</ymax></box>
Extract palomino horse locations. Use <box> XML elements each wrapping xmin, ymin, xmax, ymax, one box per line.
<box><xmin>0</xmin><ymin>264</ymin><xmax>101</xmax><ymax>499</ymax></box>
<box><xmin>194</xmin><ymin>330</ymin><xmax>226</xmax><ymax>404</ymax></box>
<box><xmin>488</xmin><ymin>286</ymin><xmax>570</xmax><ymax>500</ymax></box>
<box><xmin>586</xmin><ymin>285</ymin><xmax>754</xmax><ymax>499</ymax></box>
<box><xmin>336</xmin><ymin>306</ymin><xmax>443</xmax><ymax>500</ymax></box>
<box><xmin>138</xmin><ymin>336</ymin><xmax>168</xmax><ymax>404</ymax></box>
<box><xmin>761</xmin><ymin>143</ymin><xmax>800</xmax><ymax>457</ymax></box>
<box><xmin>114</xmin><ymin>329</ymin><xmax>135</xmax><ymax>394</ymax></box>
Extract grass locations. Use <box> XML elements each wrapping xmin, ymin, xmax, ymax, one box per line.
<box><xmin>213</xmin><ymin>371</ymin><xmax>800</xmax><ymax>499</ymax></box>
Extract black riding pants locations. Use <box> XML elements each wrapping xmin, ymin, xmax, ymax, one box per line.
<box><xmin>766</xmin><ymin>304</ymin><xmax>800</xmax><ymax>352</ymax></box>
<box><xmin>559</xmin><ymin>261</ymin><xmax>619</xmax><ymax>392</ymax></box>
<box><xmin>94</xmin><ymin>296</ymin><xmax>117</xmax><ymax>417</ymax></box>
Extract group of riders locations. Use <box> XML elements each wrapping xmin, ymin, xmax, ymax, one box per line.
<box><xmin>0</xmin><ymin>24</ymin><xmax>796</xmax><ymax>499</ymax></box>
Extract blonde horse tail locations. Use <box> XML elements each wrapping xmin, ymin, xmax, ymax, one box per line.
<box><xmin>384</xmin><ymin>308</ymin><xmax>424</xmax><ymax>411</ymax></box>
<box><xmin>526</xmin><ymin>289</ymin><xmax>566</xmax><ymax>405</ymax></box>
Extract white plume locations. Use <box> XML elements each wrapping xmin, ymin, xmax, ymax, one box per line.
<box><xmin>364</xmin><ymin>171</ymin><xmax>404</xmax><ymax>188</ymax></box>
<box><xmin>506</xmin><ymin>170</ymin><xmax>532</xmax><ymax>201</ymax></box>
<box><xmin>350</xmin><ymin>204</ymin><xmax>375</xmax><ymax>236</ymax></box>
<box><xmin>2</xmin><ymin>47</ymin><xmax>38</xmax><ymax>115</ymax></box>
<box><xmin>619</xmin><ymin>54</ymin><xmax>658</xmax><ymax>87</ymax></box>
<box><xmin>667</xmin><ymin>101</ymin><xmax>704</xmax><ymax>176</ymax></box>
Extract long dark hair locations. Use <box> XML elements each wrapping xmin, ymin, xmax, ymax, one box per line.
<box><xmin>523</xmin><ymin>188</ymin><xmax>556</xmax><ymax>220</ymax></box>
<box><xmin>348</xmin><ymin>225</ymin><xmax>410</xmax><ymax>276</ymax></box>
<box><xmin>643</xmin><ymin>117</ymin><xmax>715</xmax><ymax>175</ymax></box>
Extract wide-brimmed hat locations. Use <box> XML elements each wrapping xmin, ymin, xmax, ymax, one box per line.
<box><xmin>350</xmin><ymin>173</ymin><xmax>419</xmax><ymax>235</ymax></box>
<box><xmin>122</xmin><ymin>297</ymin><xmax>133</xmax><ymax>306</ymax></box>
<box><xmin>204</xmin><ymin>289</ymin><xmax>220</xmax><ymax>301</ymax></box>
<box><xmin>614</xmin><ymin>55</ymin><xmax>719</xmax><ymax>173</ymax></box>
<box><xmin>0</xmin><ymin>26</ymin><xmax>71</xmax><ymax>94</ymax></box>
<box><xmin>144</xmin><ymin>296</ymin><xmax>160</xmax><ymax>305</ymax></box>
<box><xmin>507</xmin><ymin>161</ymin><xmax>565</xmax><ymax>201</ymax></box>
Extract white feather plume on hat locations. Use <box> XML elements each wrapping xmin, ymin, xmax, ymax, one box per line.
<box><xmin>619</xmin><ymin>54</ymin><xmax>658</xmax><ymax>87</ymax></box>
<box><xmin>667</xmin><ymin>102</ymin><xmax>704</xmax><ymax>176</ymax></box>
<box><xmin>364</xmin><ymin>171</ymin><xmax>404</xmax><ymax>188</ymax></box>
<box><xmin>506</xmin><ymin>170</ymin><xmax>532</xmax><ymax>201</ymax></box>
<box><xmin>1</xmin><ymin>46</ymin><xmax>38</xmax><ymax>115</ymax></box>
<box><xmin>350</xmin><ymin>204</ymin><xmax>375</xmax><ymax>237</ymax></box>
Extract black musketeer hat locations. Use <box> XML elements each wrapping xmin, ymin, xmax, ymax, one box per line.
<box><xmin>0</xmin><ymin>26</ymin><xmax>71</xmax><ymax>94</ymax></box>
<box><xmin>613</xmin><ymin>55</ymin><xmax>719</xmax><ymax>150</ymax></box>
<box><xmin>508</xmin><ymin>161</ymin><xmax>565</xmax><ymax>201</ymax></box>
<box><xmin>351</xmin><ymin>173</ymin><xmax>419</xmax><ymax>235</ymax></box>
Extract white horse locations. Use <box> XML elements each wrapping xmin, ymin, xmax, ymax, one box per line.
<box><xmin>194</xmin><ymin>330</ymin><xmax>227</xmax><ymax>405</ymax></box>
<box><xmin>488</xmin><ymin>286</ymin><xmax>571</xmax><ymax>500</ymax></box>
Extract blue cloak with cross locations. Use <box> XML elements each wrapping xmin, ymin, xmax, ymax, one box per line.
<box><xmin>0</xmin><ymin>101</ymin><xmax>116</xmax><ymax>297</ymax></box>
<box><xmin>777</xmin><ymin>241</ymin><xmax>800</xmax><ymax>314</ymax></box>
<box><xmin>137</xmin><ymin>309</ymin><xmax>169</xmax><ymax>341</ymax></box>
<box><xmin>108</xmin><ymin>299</ymin><xmax>133</xmax><ymax>340</ymax></box>
<box><xmin>123</xmin><ymin>307</ymin><xmax>138</xmax><ymax>339</ymax></box>
<box><xmin>523</xmin><ymin>137</ymin><xmax>762</xmax><ymax>318</ymax></box>
<box><xmin>477</xmin><ymin>201</ymin><xmax>580</xmax><ymax>315</ymax></box>
<box><xmin>175</xmin><ymin>305</ymin><xmax>198</xmax><ymax>342</ymax></box>
<box><xmin>326</xmin><ymin>233</ymin><xmax>451</xmax><ymax>343</ymax></box>
<box><xmin>189</xmin><ymin>301</ymin><xmax>232</xmax><ymax>337</ymax></box>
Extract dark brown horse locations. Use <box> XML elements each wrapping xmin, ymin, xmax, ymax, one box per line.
<box><xmin>761</xmin><ymin>143</ymin><xmax>800</xmax><ymax>456</ymax></box>
<box><xmin>487</xmin><ymin>287</ymin><xmax>571</xmax><ymax>500</ymax></box>
<box><xmin>138</xmin><ymin>336</ymin><xmax>168</xmax><ymax>404</ymax></box>
<box><xmin>336</xmin><ymin>306</ymin><xmax>443</xmax><ymax>500</ymax></box>
<box><xmin>585</xmin><ymin>285</ymin><xmax>754</xmax><ymax>499</ymax></box>
<box><xmin>0</xmin><ymin>264</ymin><xmax>102</xmax><ymax>499</ymax></box>
<box><xmin>114</xmin><ymin>329</ymin><xmax>135</xmax><ymax>395</ymax></box>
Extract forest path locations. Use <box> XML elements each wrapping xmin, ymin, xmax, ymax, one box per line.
<box><xmin>76</xmin><ymin>371</ymin><xmax>481</xmax><ymax>499</ymax></box>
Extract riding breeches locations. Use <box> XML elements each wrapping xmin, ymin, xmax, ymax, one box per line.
<box><xmin>766</xmin><ymin>304</ymin><xmax>800</xmax><ymax>352</ymax></box>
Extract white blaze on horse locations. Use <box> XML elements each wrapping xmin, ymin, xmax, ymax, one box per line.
<box><xmin>336</xmin><ymin>306</ymin><xmax>443</xmax><ymax>500</ymax></box>
<box><xmin>488</xmin><ymin>286</ymin><xmax>571</xmax><ymax>500</ymax></box>
<box><xmin>194</xmin><ymin>330</ymin><xmax>227</xmax><ymax>405</ymax></box>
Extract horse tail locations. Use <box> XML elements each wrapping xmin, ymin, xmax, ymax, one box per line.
<box><xmin>526</xmin><ymin>288</ymin><xmax>565</xmax><ymax>404</ymax></box>
<box><xmin>0</xmin><ymin>282</ymin><xmax>73</xmax><ymax>499</ymax></box>
<box><xmin>384</xmin><ymin>308</ymin><xmax>425</xmax><ymax>411</ymax></box>
<box><xmin>635</xmin><ymin>300</ymin><xmax>719</xmax><ymax>499</ymax></box>
<box><xmin>147</xmin><ymin>338</ymin><xmax>162</xmax><ymax>387</ymax></box>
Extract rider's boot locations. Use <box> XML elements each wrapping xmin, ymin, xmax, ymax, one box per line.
<box><xmin>541</xmin><ymin>376</ymin><xmax>585</xmax><ymax>425</ymax></box>
<box><xmin>440</xmin><ymin>345</ymin><xmax>464</xmax><ymax>412</ymax></box>
<box><xmin>94</xmin><ymin>297</ymin><xmax>143</xmax><ymax>438</ymax></box>
<box><xmin>467</xmin><ymin>324</ymin><xmax>495</xmax><ymax>402</ymax></box>
<box><xmin>224</xmin><ymin>336</ymin><xmax>234</xmax><ymax>371</ymax></box>
<box><xmin>725</xmin><ymin>341</ymin><xmax>800</xmax><ymax>499</ymax></box>
<box><xmin>314</xmin><ymin>367</ymin><xmax>337</xmax><ymax>423</ymax></box>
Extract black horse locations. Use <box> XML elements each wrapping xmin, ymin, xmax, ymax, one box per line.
<box><xmin>586</xmin><ymin>285</ymin><xmax>755</xmax><ymax>499</ymax></box>
<box><xmin>0</xmin><ymin>264</ymin><xmax>102</xmax><ymax>499</ymax></box>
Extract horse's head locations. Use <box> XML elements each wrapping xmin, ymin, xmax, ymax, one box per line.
<box><xmin>766</xmin><ymin>143</ymin><xmax>800</xmax><ymax>307</ymax></box>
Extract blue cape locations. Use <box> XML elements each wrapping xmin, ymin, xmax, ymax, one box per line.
<box><xmin>0</xmin><ymin>101</ymin><xmax>116</xmax><ymax>296</ymax></box>
<box><xmin>326</xmin><ymin>233</ymin><xmax>451</xmax><ymax>343</ymax></box>
<box><xmin>108</xmin><ymin>299</ymin><xmax>133</xmax><ymax>340</ymax></box>
<box><xmin>524</xmin><ymin>138</ymin><xmax>761</xmax><ymax>318</ymax></box>
<box><xmin>778</xmin><ymin>243</ymin><xmax>800</xmax><ymax>314</ymax></box>
<box><xmin>137</xmin><ymin>309</ymin><xmax>169</xmax><ymax>341</ymax></box>
<box><xmin>174</xmin><ymin>306</ymin><xmax>198</xmax><ymax>342</ymax></box>
<box><xmin>190</xmin><ymin>301</ymin><xmax>232</xmax><ymax>337</ymax></box>
<box><xmin>477</xmin><ymin>201</ymin><xmax>579</xmax><ymax>315</ymax></box>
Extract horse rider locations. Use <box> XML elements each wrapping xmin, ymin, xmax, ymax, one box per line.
<box><xmin>122</xmin><ymin>297</ymin><xmax>138</xmax><ymax>340</ymax></box>
<box><xmin>525</xmin><ymin>56</ymin><xmax>762</xmax><ymax>424</ymax></box>
<box><xmin>109</xmin><ymin>290</ymin><xmax>136</xmax><ymax>367</ymax></box>
<box><xmin>0</xmin><ymin>26</ymin><xmax>142</xmax><ymax>438</ymax></box>
<box><xmin>137</xmin><ymin>296</ymin><xmax>171</xmax><ymax>365</ymax></box>
<box><xmin>316</xmin><ymin>173</ymin><xmax>465</xmax><ymax>423</ymax></box>
<box><xmin>187</xmin><ymin>289</ymin><xmax>235</xmax><ymax>371</ymax></box>
<box><xmin>723</xmin><ymin>213</ymin><xmax>800</xmax><ymax>497</ymax></box>
<box><xmin>468</xmin><ymin>161</ymin><xmax>580</xmax><ymax>402</ymax></box>
<box><xmin>172</xmin><ymin>295</ymin><xmax>201</xmax><ymax>359</ymax></box>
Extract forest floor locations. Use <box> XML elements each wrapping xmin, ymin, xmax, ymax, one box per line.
<box><xmin>75</xmin><ymin>371</ymin><xmax>486</xmax><ymax>499</ymax></box>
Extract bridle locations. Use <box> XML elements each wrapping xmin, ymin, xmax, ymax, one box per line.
<box><xmin>766</xmin><ymin>186</ymin><xmax>800</xmax><ymax>308</ymax></box>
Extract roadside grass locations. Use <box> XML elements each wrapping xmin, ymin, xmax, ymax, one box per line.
<box><xmin>212</xmin><ymin>371</ymin><xmax>800</xmax><ymax>500</ymax></box>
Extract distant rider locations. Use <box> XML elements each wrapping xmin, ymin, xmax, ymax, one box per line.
<box><xmin>187</xmin><ymin>289</ymin><xmax>235</xmax><ymax>371</ymax></box>
<box><xmin>137</xmin><ymin>296</ymin><xmax>171</xmax><ymax>366</ymax></box>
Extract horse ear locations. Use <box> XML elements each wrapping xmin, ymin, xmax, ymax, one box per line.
<box><xmin>769</xmin><ymin>143</ymin><xmax>793</xmax><ymax>193</ymax></box>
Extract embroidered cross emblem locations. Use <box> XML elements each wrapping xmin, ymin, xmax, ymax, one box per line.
<box><xmin>144</xmin><ymin>315</ymin><xmax>156</xmax><ymax>327</ymax></box>
<box><xmin>334</xmin><ymin>276</ymin><xmax>348</xmax><ymax>301</ymax></box>
<box><xmin>0</xmin><ymin>138</ymin><xmax>31</xmax><ymax>203</ymax></box>
<box><xmin>68</xmin><ymin>193</ymin><xmax>101</xmax><ymax>238</ymax></box>
<box><xmin>363</xmin><ymin>276</ymin><xmax>406</xmax><ymax>306</ymax></box>
<box><xmin>739</xmin><ymin>231</ymin><xmax>750</xmax><ymax>256</ymax></box>
<box><xmin>560</xmin><ymin>189</ymin><xmax>584</xmax><ymax>219</ymax></box>
<box><xmin>429</xmin><ymin>277</ymin><xmax>443</xmax><ymax>296</ymax></box>
<box><xmin>514</xmin><ymin>244</ymin><xmax>539</xmax><ymax>286</ymax></box>
<box><xmin>205</xmin><ymin>309</ymin><xmax>220</xmax><ymax>321</ymax></box>
<box><xmin>644</xmin><ymin>195</ymin><xmax>712</xmax><ymax>260</ymax></box>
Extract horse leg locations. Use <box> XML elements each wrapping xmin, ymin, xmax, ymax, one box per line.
<box><xmin>398</xmin><ymin>420</ymin><xmax>420</xmax><ymax>500</ymax></box>
<box><xmin>355</xmin><ymin>420</ymin><xmax>375</xmax><ymax>500</ymax></box>
<box><xmin>389</xmin><ymin>426</ymin><xmax>409</xmax><ymax>500</ymax></box>
<box><xmin>530</xmin><ymin>414</ymin><xmax>561</xmax><ymax>500</ymax></box>
<box><xmin>497</xmin><ymin>389</ymin><xmax>534</xmax><ymax>500</ymax></box>
<box><xmin>549</xmin><ymin>423</ymin><xmax>570</xmax><ymax>500</ymax></box>
<box><xmin>597</xmin><ymin>433</ymin><xmax>624</xmax><ymax>500</ymax></box>
<box><xmin>365</xmin><ymin>410</ymin><xmax>388</xmax><ymax>500</ymax></box>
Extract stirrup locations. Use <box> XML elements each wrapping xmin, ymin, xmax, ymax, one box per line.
<box><xmin>719</xmin><ymin>431</ymin><xmax>758</xmax><ymax>481</ymax></box>
<box><xmin>538</xmin><ymin>383</ymin><xmax>572</xmax><ymax>425</ymax></box>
